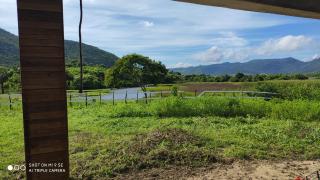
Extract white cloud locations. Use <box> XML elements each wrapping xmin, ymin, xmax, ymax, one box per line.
<box><xmin>257</xmin><ymin>35</ymin><xmax>313</xmax><ymax>55</ymax></box>
<box><xmin>193</xmin><ymin>32</ymin><xmax>249</xmax><ymax>63</ymax></box>
<box><xmin>194</xmin><ymin>35</ymin><xmax>319</xmax><ymax>64</ymax></box>
<box><xmin>140</xmin><ymin>21</ymin><xmax>154</xmax><ymax>27</ymax></box>
<box><xmin>213</xmin><ymin>32</ymin><xmax>248</xmax><ymax>47</ymax></box>
<box><xmin>312</xmin><ymin>54</ymin><xmax>320</xmax><ymax>60</ymax></box>
<box><xmin>171</xmin><ymin>62</ymin><xmax>193</xmax><ymax>68</ymax></box>
<box><xmin>304</xmin><ymin>54</ymin><xmax>320</xmax><ymax>61</ymax></box>
<box><xmin>194</xmin><ymin>46</ymin><xmax>223</xmax><ymax>64</ymax></box>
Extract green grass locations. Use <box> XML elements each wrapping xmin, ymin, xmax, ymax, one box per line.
<box><xmin>1</xmin><ymin>97</ymin><xmax>320</xmax><ymax>179</ymax></box>
<box><xmin>256</xmin><ymin>80</ymin><xmax>320</xmax><ymax>100</ymax></box>
<box><xmin>145</xmin><ymin>84</ymin><xmax>173</xmax><ymax>92</ymax></box>
<box><xmin>107</xmin><ymin>97</ymin><xmax>320</xmax><ymax>121</ymax></box>
<box><xmin>67</xmin><ymin>89</ymin><xmax>111</xmax><ymax>96</ymax></box>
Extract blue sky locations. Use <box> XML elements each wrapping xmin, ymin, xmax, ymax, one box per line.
<box><xmin>1</xmin><ymin>0</ymin><xmax>320</xmax><ymax>68</ymax></box>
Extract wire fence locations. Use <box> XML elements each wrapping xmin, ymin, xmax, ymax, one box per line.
<box><xmin>0</xmin><ymin>90</ymin><xmax>278</xmax><ymax>110</ymax></box>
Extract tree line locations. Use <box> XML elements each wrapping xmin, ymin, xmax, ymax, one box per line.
<box><xmin>0</xmin><ymin>53</ymin><xmax>315</xmax><ymax>94</ymax></box>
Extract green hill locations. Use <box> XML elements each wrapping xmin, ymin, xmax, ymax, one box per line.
<box><xmin>0</xmin><ymin>28</ymin><xmax>118</xmax><ymax>67</ymax></box>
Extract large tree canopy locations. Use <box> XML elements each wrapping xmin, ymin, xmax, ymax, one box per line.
<box><xmin>105</xmin><ymin>54</ymin><xmax>168</xmax><ymax>88</ymax></box>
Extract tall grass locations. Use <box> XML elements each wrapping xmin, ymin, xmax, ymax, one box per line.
<box><xmin>107</xmin><ymin>97</ymin><xmax>320</xmax><ymax>121</ymax></box>
<box><xmin>256</xmin><ymin>80</ymin><xmax>320</xmax><ymax>100</ymax></box>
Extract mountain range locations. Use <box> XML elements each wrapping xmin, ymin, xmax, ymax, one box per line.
<box><xmin>0</xmin><ymin>28</ymin><xmax>118</xmax><ymax>67</ymax></box>
<box><xmin>1</xmin><ymin>27</ymin><xmax>320</xmax><ymax>74</ymax></box>
<box><xmin>172</xmin><ymin>57</ymin><xmax>320</xmax><ymax>75</ymax></box>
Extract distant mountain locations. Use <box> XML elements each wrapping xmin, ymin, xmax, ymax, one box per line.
<box><xmin>172</xmin><ymin>57</ymin><xmax>320</xmax><ymax>75</ymax></box>
<box><xmin>0</xmin><ymin>28</ymin><xmax>118</xmax><ymax>67</ymax></box>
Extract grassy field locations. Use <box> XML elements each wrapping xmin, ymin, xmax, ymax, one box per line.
<box><xmin>1</xmin><ymin>95</ymin><xmax>320</xmax><ymax>179</ymax></box>
<box><xmin>148</xmin><ymin>80</ymin><xmax>320</xmax><ymax>100</ymax></box>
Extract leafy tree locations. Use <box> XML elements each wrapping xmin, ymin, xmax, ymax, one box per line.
<box><xmin>105</xmin><ymin>54</ymin><xmax>168</xmax><ymax>89</ymax></box>
<box><xmin>67</xmin><ymin>65</ymin><xmax>106</xmax><ymax>90</ymax></box>
<box><xmin>294</xmin><ymin>74</ymin><xmax>308</xmax><ymax>80</ymax></box>
<box><xmin>0</xmin><ymin>67</ymin><xmax>9</xmax><ymax>94</ymax></box>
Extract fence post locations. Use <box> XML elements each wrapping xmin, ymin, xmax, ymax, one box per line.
<box><xmin>99</xmin><ymin>92</ymin><xmax>102</xmax><ymax>105</ymax></box>
<box><xmin>125</xmin><ymin>91</ymin><xmax>127</xmax><ymax>104</ymax></box>
<box><xmin>149</xmin><ymin>92</ymin><xmax>152</xmax><ymax>102</ymax></box>
<box><xmin>160</xmin><ymin>91</ymin><xmax>163</xmax><ymax>98</ymax></box>
<box><xmin>69</xmin><ymin>94</ymin><xmax>72</xmax><ymax>107</ymax></box>
<box><xmin>85</xmin><ymin>92</ymin><xmax>88</xmax><ymax>107</ymax></box>
<box><xmin>9</xmin><ymin>94</ymin><xmax>12</xmax><ymax>110</ymax></box>
<box><xmin>112</xmin><ymin>91</ymin><xmax>115</xmax><ymax>105</ymax></box>
<box><xmin>195</xmin><ymin>90</ymin><xmax>197</xmax><ymax>97</ymax></box>
<box><xmin>136</xmin><ymin>91</ymin><xmax>139</xmax><ymax>103</ymax></box>
<box><xmin>145</xmin><ymin>93</ymin><xmax>148</xmax><ymax>104</ymax></box>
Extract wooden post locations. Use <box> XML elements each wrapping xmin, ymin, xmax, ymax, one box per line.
<box><xmin>136</xmin><ymin>91</ymin><xmax>139</xmax><ymax>103</ymax></box>
<box><xmin>99</xmin><ymin>92</ymin><xmax>102</xmax><ymax>105</ymax></box>
<box><xmin>149</xmin><ymin>92</ymin><xmax>152</xmax><ymax>102</ymax></box>
<box><xmin>160</xmin><ymin>91</ymin><xmax>163</xmax><ymax>98</ymax></box>
<box><xmin>195</xmin><ymin>90</ymin><xmax>197</xmax><ymax>97</ymax></box>
<box><xmin>112</xmin><ymin>91</ymin><xmax>115</xmax><ymax>105</ymax></box>
<box><xmin>9</xmin><ymin>94</ymin><xmax>12</xmax><ymax>110</ymax></box>
<box><xmin>17</xmin><ymin>0</ymin><xmax>69</xmax><ymax>179</ymax></box>
<box><xmin>85</xmin><ymin>92</ymin><xmax>88</xmax><ymax>107</ymax></box>
<box><xmin>69</xmin><ymin>94</ymin><xmax>72</xmax><ymax>107</ymax></box>
<box><xmin>125</xmin><ymin>91</ymin><xmax>127</xmax><ymax>104</ymax></box>
<box><xmin>145</xmin><ymin>93</ymin><xmax>148</xmax><ymax>104</ymax></box>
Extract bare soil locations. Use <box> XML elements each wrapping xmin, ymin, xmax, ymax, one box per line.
<box><xmin>118</xmin><ymin>160</ymin><xmax>320</xmax><ymax>180</ymax></box>
<box><xmin>181</xmin><ymin>83</ymin><xmax>248</xmax><ymax>92</ymax></box>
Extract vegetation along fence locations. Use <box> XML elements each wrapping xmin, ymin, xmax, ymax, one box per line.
<box><xmin>0</xmin><ymin>90</ymin><xmax>278</xmax><ymax>110</ymax></box>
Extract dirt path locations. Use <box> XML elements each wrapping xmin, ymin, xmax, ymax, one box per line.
<box><xmin>188</xmin><ymin>160</ymin><xmax>320</xmax><ymax>180</ymax></box>
<box><xmin>119</xmin><ymin>160</ymin><xmax>320</xmax><ymax>180</ymax></box>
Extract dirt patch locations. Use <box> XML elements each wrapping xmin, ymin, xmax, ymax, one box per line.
<box><xmin>123</xmin><ymin>128</ymin><xmax>218</xmax><ymax>169</ymax></box>
<box><xmin>188</xmin><ymin>160</ymin><xmax>320</xmax><ymax>180</ymax></box>
<box><xmin>118</xmin><ymin>160</ymin><xmax>320</xmax><ymax>180</ymax></box>
<box><xmin>181</xmin><ymin>83</ymin><xmax>246</xmax><ymax>92</ymax></box>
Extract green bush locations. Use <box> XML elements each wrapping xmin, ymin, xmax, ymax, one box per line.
<box><xmin>256</xmin><ymin>80</ymin><xmax>320</xmax><ymax>100</ymax></box>
<box><xmin>271</xmin><ymin>100</ymin><xmax>320</xmax><ymax>121</ymax></box>
<box><xmin>106</xmin><ymin>97</ymin><xmax>320</xmax><ymax>121</ymax></box>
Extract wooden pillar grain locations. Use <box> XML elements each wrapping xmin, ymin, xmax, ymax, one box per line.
<box><xmin>17</xmin><ymin>0</ymin><xmax>69</xmax><ymax>179</ymax></box>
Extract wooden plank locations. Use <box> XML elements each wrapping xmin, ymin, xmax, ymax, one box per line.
<box><xmin>17</xmin><ymin>0</ymin><xmax>69</xmax><ymax>179</ymax></box>
<box><xmin>176</xmin><ymin>0</ymin><xmax>320</xmax><ymax>19</ymax></box>
<box><xmin>19</xmin><ymin>21</ymin><xmax>62</xmax><ymax>30</ymax></box>
<box><xmin>28</xmin><ymin>111</ymin><xmax>67</xmax><ymax>121</ymax></box>
<box><xmin>20</xmin><ymin>57</ymin><xmax>65</xmax><ymax>67</ymax></box>
<box><xmin>18</xmin><ymin>0</ymin><xmax>63</xmax><ymax>12</ymax></box>
<box><xmin>18</xmin><ymin>9</ymin><xmax>63</xmax><ymax>23</ymax></box>
<box><xmin>20</xmin><ymin>38</ymin><xmax>63</xmax><ymax>47</ymax></box>
<box><xmin>19</xmin><ymin>29</ymin><xmax>63</xmax><ymax>39</ymax></box>
<box><xmin>29</xmin><ymin>135</ymin><xmax>68</xmax><ymax>155</ymax></box>
<box><xmin>26</xmin><ymin>101</ymin><xmax>67</xmax><ymax>113</ymax></box>
<box><xmin>28</xmin><ymin>120</ymin><xmax>68</xmax><ymax>138</ymax></box>
<box><xmin>21</xmin><ymin>71</ymin><xmax>66</xmax><ymax>90</ymax></box>
<box><xmin>20</xmin><ymin>46</ymin><xmax>64</xmax><ymax>58</ymax></box>
<box><xmin>23</xmin><ymin>89</ymin><xmax>67</xmax><ymax>103</ymax></box>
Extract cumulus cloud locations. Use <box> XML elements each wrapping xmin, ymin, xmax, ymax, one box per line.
<box><xmin>194</xmin><ymin>35</ymin><xmax>318</xmax><ymax>64</ymax></box>
<box><xmin>312</xmin><ymin>54</ymin><xmax>320</xmax><ymax>60</ymax></box>
<box><xmin>194</xmin><ymin>46</ymin><xmax>223</xmax><ymax>63</ymax></box>
<box><xmin>140</xmin><ymin>21</ymin><xmax>154</xmax><ymax>27</ymax></box>
<box><xmin>193</xmin><ymin>33</ymin><xmax>249</xmax><ymax>64</ymax></box>
<box><xmin>171</xmin><ymin>62</ymin><xmax>193</xmax><ymax>68</ymax></box>
<box><xmin>257</xmin><ymin>35</ymin><xmax>313</xmax><ymax>55</ymax></box>
<box><xmin>213</xmin><ymin>32</ymin><xmax>248</xmax><ymax>47</ymax></box>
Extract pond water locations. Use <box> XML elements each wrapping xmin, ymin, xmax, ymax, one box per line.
<box><xmin>101</xmin><ymin>87</ymin><xmax>152</xmax><ymax>100</ymax></box>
